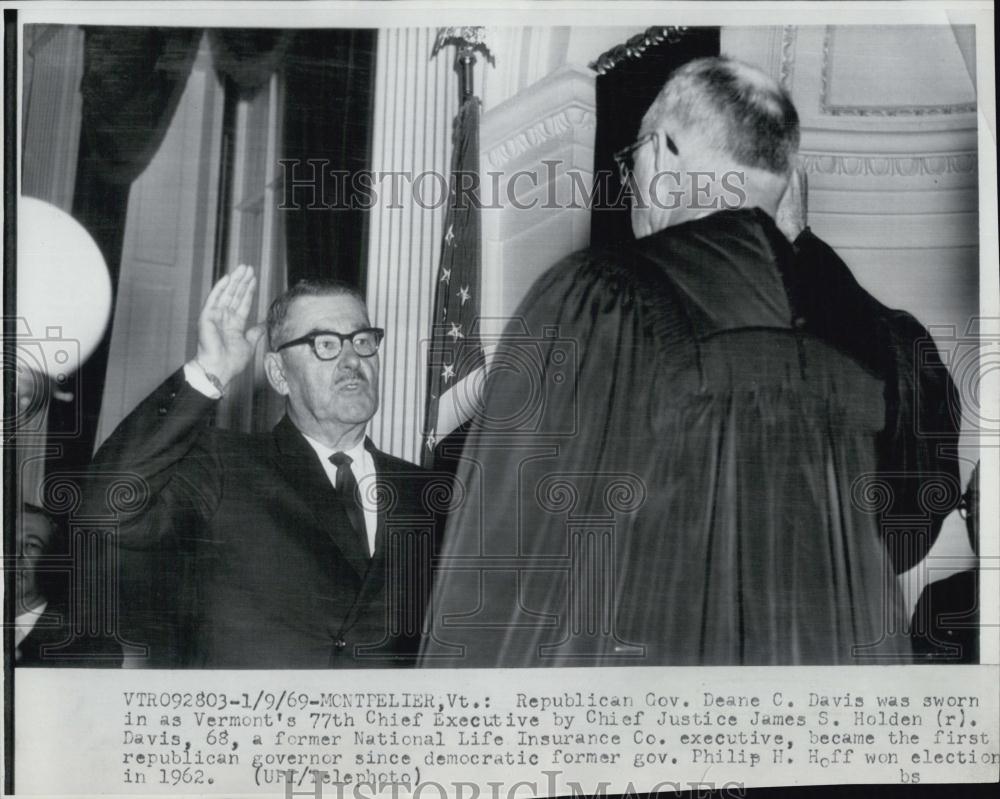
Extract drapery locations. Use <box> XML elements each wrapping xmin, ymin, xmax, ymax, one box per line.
<box><xmin>282</xmin><ymin>29</ymin><xmax>377</xmax><ymax>287</ymax></box>
<box><xmin>589</xmin><ymin>27</ymin><xmax>719</xmax><ymax>248</ymax></box>
<box><xmin>209</xmin><ymin>29</ymin><xmax>292</xmax><ymax>99</ymax></box>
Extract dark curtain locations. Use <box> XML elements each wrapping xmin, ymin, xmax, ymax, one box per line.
<box><xmin>76</xmin><ymin>27</ymin><xmax>202</xmax><ymax>186</ymax></box>
<box><xmin>589</xmin><ymin>27</ymin><xmax>719</xmax><ymax>248</ymax></box>
<box><xmin>209</xmin><ymin>29</ymin><xmax>292</xmax><ymax>98</ymax></box>
<box><xmin>282</xmin><ymin>29</ymin><xmax>376</xmax><ymax>288</ymax></box>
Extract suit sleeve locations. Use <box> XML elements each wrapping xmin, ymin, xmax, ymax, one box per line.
<box><xmin>83</xmin><ymin>367</ymin><xmax>224</xmax><ymax>549</ymax></box>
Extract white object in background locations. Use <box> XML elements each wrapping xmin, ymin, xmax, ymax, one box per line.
<box><xmin>16</xmin><ymin>196</ymin><xmax>113</xmax><ymax>381</ymax></box>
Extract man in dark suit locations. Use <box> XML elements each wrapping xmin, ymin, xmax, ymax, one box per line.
<box><xmin>85</xmin><ymin>267</ymin><xmax>441</xmax><ymax>668</ymax></box>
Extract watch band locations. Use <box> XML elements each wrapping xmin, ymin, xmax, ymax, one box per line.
<box><xmin>195</xmin><ymin>361</ymin><xmax>226</xmax><ymax>397</ymax></box>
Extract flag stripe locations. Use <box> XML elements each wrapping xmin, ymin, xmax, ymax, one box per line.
<box><xmin>423</xmin><ymin>95</ymin><xmax>486</xmax><ymax>467</ymax></box>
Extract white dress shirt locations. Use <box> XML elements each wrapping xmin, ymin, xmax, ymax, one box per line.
<box><xmin>14</xmin><ymin>601</ymin><xmax>48</xmax><ymax>659</ymax></box>
<box><xmin>184</xmin><ymin>362</ymin><xmax>379</xmax><ymax>556</ymax></box>
<box><xmin>184</xmin><ymin>361</ymin><xmax>224</xmax><ymax>398</ymax></box>
<box><xmin>300</xmin><ymin>434</ymin><xmax>378</xmax><ymax>557</ymax></box>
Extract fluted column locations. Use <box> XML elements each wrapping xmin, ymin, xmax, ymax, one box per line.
<box><xmin>366</xmin><ymin>29</ymin><xmax>459</xmax><ymax>464</ymax></box>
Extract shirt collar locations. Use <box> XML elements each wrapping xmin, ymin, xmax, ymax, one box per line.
<box><xmin>14</xmin><ymin>601</ymin><xmax>48</xmax><ymax>649</ymax></box>
<box><xmin>300</xmin><ymin>431</ymin><xmax>369</xmax><ymax>465</ymax></box>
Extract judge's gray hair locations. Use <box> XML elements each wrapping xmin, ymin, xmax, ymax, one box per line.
<box><xmin>641</xmin><ymin>56</ymin><xmax>800</xmax><ymax>175</ymax></box>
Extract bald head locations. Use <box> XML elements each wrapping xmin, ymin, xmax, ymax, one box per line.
<box><xmin>642</xmin><ymin>56</ymin><xmax>800</xmax><ymax>177</ymax></box>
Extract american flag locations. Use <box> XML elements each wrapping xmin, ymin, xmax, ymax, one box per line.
<box><xmin>422</xmin><ymin>96</ymin><xmax>485</xmax><ymax>469</ymax></box>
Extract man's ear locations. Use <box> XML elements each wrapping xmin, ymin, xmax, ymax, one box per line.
<box><xmin>264</xmin><ymin>352</ymin><xmax>290</xmax><ymax>396</ymax></box>
<box><xmin>653</xmin><ymin>130</ymin><xmax>682</xmax><ymax>173</ymax></box>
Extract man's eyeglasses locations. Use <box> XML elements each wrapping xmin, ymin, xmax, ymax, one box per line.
<box><xmin>275</xmin><ymin>327</ymin><xmax>385</xmax><ymax>360</ymax></box>
<box><xmin>612</xmin><ymin>130</ymin><xmax>679</xmax><ymax>184</ymax></box>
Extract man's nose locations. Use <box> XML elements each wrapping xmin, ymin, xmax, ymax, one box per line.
<box><xmin>337</xmin><ymin>341</ymin><xmax>363</xmax><ymax>368</ymax></box>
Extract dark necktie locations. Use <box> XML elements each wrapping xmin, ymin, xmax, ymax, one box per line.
<box><xmin>330</xmin><ymin>452</ymin><xmax>367</xmax><ymax>554</ymax></box>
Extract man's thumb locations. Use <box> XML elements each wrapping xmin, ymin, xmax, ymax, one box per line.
<box><xmin>246</xmin><ymin>323</ymin><xmax>267</xmax><ymax>349</ymax></box>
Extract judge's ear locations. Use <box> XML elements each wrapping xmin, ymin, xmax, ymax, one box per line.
<box><xmin>654</xmin><ymin>134</ymin><xmax>680</xmax><ymax>172</ymax></box>
<box><xmin>264</xmin><ymin>351</ymin><xmax>290</xmax><ymax>396</ymax></box>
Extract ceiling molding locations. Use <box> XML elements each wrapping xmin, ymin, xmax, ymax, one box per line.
<box><xmin>800</xmin><ymin>151</ymin><xmax>977</xmax><ymax>177</ymax></box>
<box><xmin>485</xmin><ymin>107</ymin><xmax>596</xmax><ymax>170</ymax></box>
<box><xmin>779</xmin><ymin>26</ymin><xmax>797</xmax><ymax>91</ymax></box>
<box><xmin>481</xmin><ymin>64</ymin><xmax>595</xmax><ymax>171</ymax></box>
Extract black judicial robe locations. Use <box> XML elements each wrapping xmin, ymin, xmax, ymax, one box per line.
<box><xmin>420</xmin><ymin>208</ymin><xmax>961</xmax><ymax>667</ymax></box>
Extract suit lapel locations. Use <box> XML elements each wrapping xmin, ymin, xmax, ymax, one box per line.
<box><xmin>365</xmin><ymin>438</ymin><xmax>388</xmax><ymax>557</ymax></box>
<box><xmin>358</xmin><ymin>440</ymin><xmax>412</xmax><ymax>603</ymax></box>
<box><xmin>348</xmin><ymin>441</ymin><xmax>390</xmax><ymax>636</ymax></box>
<box><xmin>271</xmin><ymin>416</ymin><xmax>371</xmax><ymax>580</ymax></box>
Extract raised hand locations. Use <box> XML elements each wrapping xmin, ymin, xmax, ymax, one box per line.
<box><xmin>194</xmin><ymin>264</ymin><xmax>266</xmax><ymax>389</ymax></box>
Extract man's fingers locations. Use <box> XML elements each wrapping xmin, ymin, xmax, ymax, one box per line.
<box><xmin>200</xmin><ymin>266</ymin><xmax>257</xmax><ymax>352</ymax></box>
<box><xmin>203</xmin><ymin>273</ymin><xmax>231</xmax><ymax>313</ymax></box>
<box><xmin>223</xmin><ymin>265</ymin><xmax>253</xmax><ymax>313</ymax></box>
<box><xmin>225</xmin><ymin>264</ymin><xmax>252</xmax><ymax>308</ymax></box>
<box><xmin>234</xmin><ymin>274</ymin><xmax>258</xmax><ymax>322</ymax></box>
<box><xmin>205</xmin><ymin>264</ymin><xmax>253</xmax><ymax>317</ymax></box>
<box><xmin>214</xmin><ymin>264</ymin><xmax>247</xmax><ymax>310</ymax></box>
<box><xmin>230</xmin><ymin>268</ymin><xmax>256</xmax><ymax>314</ymax></box>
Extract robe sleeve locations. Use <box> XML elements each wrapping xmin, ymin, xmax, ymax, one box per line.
<box><xmin>793</xmin><ymin>228</ymin><xmax>963</xmax><ymax>573</ymax></box>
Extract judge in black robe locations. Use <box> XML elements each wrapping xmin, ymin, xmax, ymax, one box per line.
<box><xmin>419</xmin><ymin>57</ymin><xmax>961</xmax><ymax>667</ymax></box>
